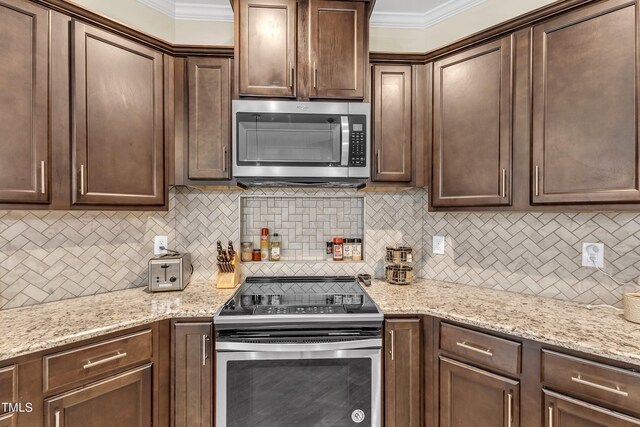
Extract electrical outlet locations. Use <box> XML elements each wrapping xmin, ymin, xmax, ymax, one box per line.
<box><xmin>154</xmin><ymin>236</ymin><xmax>168</xmax><ymax>256</ymax></box>
<box><xmin>433</xmin><ymin>236</ymin><xmax>445</xmax><ymax>255</ymax></box>
<box><xmin>582</xmin><ymin>243</ymin><xmax>604</xmax><ymax>268</ymax></box>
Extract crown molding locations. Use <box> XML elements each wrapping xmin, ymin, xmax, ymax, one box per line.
<box><xmin>136</xmin><ymin>0</ymin><xmax>234</xmax><ymax>22</ymax></box>
<box><xmin>175</xmin><ymin>3</ymin><xmax>234</xmax><ymax>21</ymax></box>
<box><xmin>370</xmin><ymin>0</ymin><xmax>487</xmax><ymax>29</ymax></box>
<box><xmin>136</xmin><ymin>0</ymin><xmax>175</xmax><ymax>17</ymax></box>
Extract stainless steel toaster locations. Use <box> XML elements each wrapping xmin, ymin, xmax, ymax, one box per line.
<box><xmin>148</xmin><ymin>253</ymin><xmax>192</xmax><ymax>292</ymax></box>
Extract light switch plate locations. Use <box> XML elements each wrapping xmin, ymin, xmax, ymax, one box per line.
<box><xmin>433</xmin><ymin>236</ymin><xmax>445</xmax><ymax>255</ymax></box>
<box><xmin>154</xmin><ymin>236</ymin><xmax>168</xmax><ymax>256</ymax></box>
<box><xmin>582</xmin><ymin>242</ymin><xmax>604</xmax><ymax>268</ymax></box>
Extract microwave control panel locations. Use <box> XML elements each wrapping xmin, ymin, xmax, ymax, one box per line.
<box><xmin>349</xmin><ymin>115</ymin><xmax>367</xmax><ymax>167</ymax></box>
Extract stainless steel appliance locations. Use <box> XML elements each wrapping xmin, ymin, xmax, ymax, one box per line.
<box><xmin>232</xmin><ymin>101</ymin><xmax>370</xmax><ymax>187</ymax></box>
<box><xmin>214</xmin><ymin>276</ymin><xmax>383</xmax><ymax>427</ymax></box>
<box><xmin>148</xmin><ymin>253</ymin><xmax>192</xmax><ymax>292</ymax></box>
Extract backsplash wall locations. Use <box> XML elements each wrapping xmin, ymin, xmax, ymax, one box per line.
<box><xmin>1</xmin><ymin>187</ymin><xmax>639</xmax><ymax>309</ymax></box>
<box><xmin>421</xmin><ymin>211</ymin><xmax>640</xmax><ymax>306</ymax></box>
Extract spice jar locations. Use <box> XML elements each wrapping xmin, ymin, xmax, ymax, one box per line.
<box><xmin>343</xmin><ymin>238</ymin><xmax>353</xmax><ymax>260</ymax></box>
<box><xmin>326</xmin><ymin>241</ymin><xmax>334</xmax><ymax>260</ymax></box>
<box><xmin>352</xmin><ymin>238</ymin><xmax>362</xmax><ymax>261</ymax></box>
<box><xmin>241</xmin><ymin>242</ymin><xmax>253</xmax><ymax>262</ymax></box>
<box><xmin>252</xmin><ymin>249</ymin><xmax>261</xmax><ymax>262</ymax></box>
<box><xmin>270</xmin><ymin>233</ymin><xmax>281</xmax><ymax>261</ymax></box>
<box><xmin>333</xmin><ymin>237</ymin><xmax>344</xmax><ymax>261</ymax></box>
<box><xmin>260</xmin><ymin>228</ymin><xmax>270</xmax><ymax>262</ymax></box>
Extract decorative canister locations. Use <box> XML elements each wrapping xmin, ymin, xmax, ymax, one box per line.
<box><xmin>624</xmin><ymin>293</ymin><xmax>640</xmax><ymax>324</ymax></box>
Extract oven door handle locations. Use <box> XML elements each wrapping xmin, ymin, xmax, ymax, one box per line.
<box><xmin>340</xmin><ymin>116</ymin><xmax>350</xmax><ymax>166</ymax></box>
<box><xmin>216</xmin><ymin>338</ymin><xmax>382</xmax><ymax>353</ymax></box>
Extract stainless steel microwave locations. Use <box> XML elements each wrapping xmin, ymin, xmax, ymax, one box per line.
<box><xmin>232</xmin><ymin>100</ymin><xmax>370</xmax><ymax>186</ymax></box>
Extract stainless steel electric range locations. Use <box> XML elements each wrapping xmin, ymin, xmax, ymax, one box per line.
<box><xmin>214</xmin><ymin>276</ymin><xmax>384</xmax><ymax>427</ymax></box>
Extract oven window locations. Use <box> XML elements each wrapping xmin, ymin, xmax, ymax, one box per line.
<box><xmin>226</xmin><ymin>358</ymin><xmax>372</xmax><ymax>427</ymax></box>
<box><xmin>236</xmin><ymin>113</ymin><xmax>343</xmax><ymax>166</ymax></box>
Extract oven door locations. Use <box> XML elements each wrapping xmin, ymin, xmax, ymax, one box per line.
<box><xmin>216</xmin><ymin>340</ymin><xmax>381</xmax><ymax>427</ymax></box>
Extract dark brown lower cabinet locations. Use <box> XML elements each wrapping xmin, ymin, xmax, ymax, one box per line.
<box><xmin>545</xmin><ymin>391</ymin><xmax>640</xmax><ymax>427</ymax></box>
<box><xmin>44</xmin><ymin>364</ymin><xmax>152</xmax><ymax>427</ymax></box>
<box><xmin>439</xmin><ymin>357</ymin><xmax>519</xmax><ymax>427</ymax></box>
<box><xmin>173</xmin><ymin>322</ymin><xmax>213</xmax><ymax>427</ymax></box>
<box><xmin>385</xmin><ymin>318</ymin><xmax>421</xmax><ymax>427</ymax></box>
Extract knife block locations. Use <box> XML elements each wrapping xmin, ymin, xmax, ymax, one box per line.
<box><xmin>216</xmin><ymin>255</ymin><xmax>240</xmax><ymax>289</ymax></box>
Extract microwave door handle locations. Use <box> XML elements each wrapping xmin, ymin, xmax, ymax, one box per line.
<box><xmin>340</xmin><ymin>116</ymin><xmax>350</xmax><ymax>166</ymax></box>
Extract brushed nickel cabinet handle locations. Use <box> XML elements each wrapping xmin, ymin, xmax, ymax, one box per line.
<box><xmin>202</xmin><ymin>335</ymin><xmax>208</xmax><ymax>366</ymax></box>
<box><xmin>456</xmin><ymin>341</ymin><xmax>493</xmax><ymax>357</ymax></box>
<box><xmin>83</xmin><ymin>352</ymin><xmax>127</xmax><ymax>369</ymax></box>
<box><xmin>502</xmin><ymin>169</ymin><xmax>507</xmax><ymax>198</ymax></box>
<box><xmin>507</xmin><ymin>392</ymin><xmax>513</xmax><ymax>427</ymax></box>
<box><xmin>377</xmin><ymin>150</ymin><xmax>381</xmax><ymax>175</ymax></box>
<box><xmin>548</xmin><ymin>405</ymin><xmax>553</xmax><ymax>427</ymax></box>
<box><xmin>223</xmin><ymin>147</ymin><xmax>228</xmax><ymax>172</ymax></box>
<box><xmin>55</xmin><ymin>410</ymin><xmax>61</xmax><ymax>427</ymax></box>
<box><xmin>571</xmin><ymin>375</ymin><xmax>629</xmax><ymax>397</ymax></box>
<box><xmin>80</xmin><ymin>164</ymin><xmax>85</xmax><ymax>196</ymax></box>
<box><xmin>389</xmin><ymin>330</ymin><xmax>395</xmax><ymax>361</ymax></box>
<box><xmin>313</xmin><ymin>62</ymin><xmax>317</xmax><ymax>88</ymax></box>
<box><xmin>535</xmin><ymin>165</ymin><xmax>540</xmax><ymax>196</ymax></box>
<box><xmin>290</xmin><ymin>66</ymin><xmax>294</xmax><ymax>89</ymax></box>
<box><xmin>41</xmin><ymin>161</ymin><xmax>46</xmax><ymax>194</ymax></box>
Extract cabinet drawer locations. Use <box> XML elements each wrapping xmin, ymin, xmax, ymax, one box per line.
<box><xmin>0</xmin><ymin>366</ymin><xmax>16</xmax><ymax>415</ymax></box>
<box><xmin>440</xmin><ymin>323</ymin><xmax>521</xmax><ymax>377</ymax></box>
<box><xmin>542</xmin><ymin>350</ymin><xmax>640</xmax><ymax>417</ymax></box>
<box><xmin>44</xmin><ymin>329</ymin><xmax>152</xmax><ymax>392</ymax></box>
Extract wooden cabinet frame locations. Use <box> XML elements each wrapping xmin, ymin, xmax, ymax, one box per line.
<box><xmin>432</xmin><ymin>36</ymin><xmax>513</xmax><ymax>207</ymax></box>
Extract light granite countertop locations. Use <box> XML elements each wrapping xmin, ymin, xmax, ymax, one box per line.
<box><xmin>1</xmin><ymin>278</ymin><xmax>639</xmax><ymax>366</ymax></box>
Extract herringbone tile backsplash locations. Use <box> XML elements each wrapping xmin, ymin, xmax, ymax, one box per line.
<box><xmin>1</xmin><ymin>187</ymin><xmax>639</xmax><ymax>309</ymax></box>
<box><xmin>421</xmin><ymin>211</ymin><xmax>640</xmax><ymax>306</ymax></box>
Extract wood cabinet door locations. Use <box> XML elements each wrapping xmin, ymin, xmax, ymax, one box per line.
<box><xmin>237</xmin><ymin>0</ymin><xmax>296</xmax><ymax>97</ymax></box>
<box><xmin>432</xmin><ymin>36</ymin><xmax>513</xmax><ymax>207</ymax></box>
<box><xmin>385</xmin><ymin>319</ymin><xmax>421</xmax><ymax>427</ymax></box>
<box><xmin>188</xmin><ymin>57</ymin><xmax>231</xmax><ymax>180</ymax></box>
<box><xmin>0</xmin><ymin>414</ymin><xmax>15</xmax><ymax>427</ymax></box>
<box><xmin>0</xmin><ymin>0</ymin><xmax>49</xmax><ymax>204</ymax></box>
<box><xmin>439</xmin><ymin>357</ymin><xmax>519</xmax><ymax>427</ymax></box>
<box><xmin>532</xmin><ymin>0</ymin><xmax>640</xmax><ymax>204</ymax></box>
<box><xmin>372</xmin><ymin>65</ymin><xmax>412</xmax><ymax>182</ymax></box>
<box><xmin>44</xmin><ymin>365</ymin><xmax>152</xmax><ymax>427</ymax></box>
<box><xmin>173</xmin><ymin>322</ymin><xmax>213</xmax><ymax>427</ymax></box>
<box><xmin>72</xmin><ymin>21</ymin><xmax>165</xmax><ymax>206</ymax></box>
<box><xmin>545</xmin><ymin>391</ymin><xmax>640</xmax><ymax>427</ymax></box>
<box><xmin>309</xmin><ymin>0</ymin><xmax>365</xmax><ymax>99</ymax></box>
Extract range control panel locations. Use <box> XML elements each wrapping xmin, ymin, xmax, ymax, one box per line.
<box><xmin>349</xmin><ymin>115</ymin><xmax>367</xmax><ymax>167</ymax></box>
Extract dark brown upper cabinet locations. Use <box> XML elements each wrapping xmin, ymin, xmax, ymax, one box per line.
<box><xmin>432</xmin><ymin>36</ymin><xmax>513</xmax><ymax>208</ymax></box>
<box><xmin>440</xmin><ymin>357</ymin><xmax>519</xmax><ymax>427</ymax></box>
<box><xmin>372</xmin><ymin>65</ymin><xmax>412</xmax><ymax>182</ymax></box>
<box><xmin>532</xmin><ymin>0</ymin><xmax>640</xmax><ymax>205</ymax></box>
<box><xmin>233</xmin><ymin>0</ymin><xmax>369</xmax><ymax>100</ymax></box>
<box><xmin>236</xmin><ymin>0</ymin><xmax>296</xmax><ymax>97</ymax></box>
<box><xmin>385</xmin><ymin>319</ymin><xmax>421</xmax><ymax>427</ymax></box>
<box><xmin>309</xmin><ymin>0</ymin><xmax>365</xmax><ymax>99</ymax></box>
<box><xmin>173</xmin><ymin>322</ymin><xmax>213</xmax><ymax>427</ymax></box>
<box><xmin>0</xmin><ymin>0</ymin><xmax>49</xmax><ymax>204</ymax></box>
<box><xmin>188</xmin><ymin>57</ymin><xmax>232</xmax><ymax>180</ymax></box>
<box><xmin>72</xmin><ymin>21</ymin><xmax>165</xmax><ymax>206</ymax></box>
